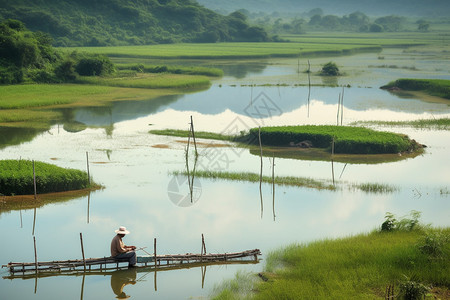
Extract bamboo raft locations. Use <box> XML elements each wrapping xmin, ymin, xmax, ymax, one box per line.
<box><xmin>2</xmin><ymin>249</ymin><xmax>261</xmax><ymax>275</ymax></box>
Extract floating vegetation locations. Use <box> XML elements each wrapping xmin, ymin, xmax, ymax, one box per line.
<box><xmin>352</xmin><ymin>182</ymin><xmax>398</xmax><ymax>194</ymax></box>
<box><xmin>351</xmin><ymin>118</ymin><xmax>450</xmax><ymax>130</ymax></box>
<box><xmin>172</xmin><ymin>170</ymin><xmax>335</xmax><ymax>191</ymax></box>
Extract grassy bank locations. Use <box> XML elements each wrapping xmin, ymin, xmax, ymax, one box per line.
<box><xmin>381</xmin><ymin>79</ymin><xmax>450</xmax><ymax>99</ymax></box>
<box><xmin>0</xmin><ymin>160</ymin><xmax>96</xmax><ymax>196</ymax></box>
<box><xmin>116</xmin><ymin>64</ymin><xmax>224</xmax><ymax>77</ymax></box>
<box><xmin>0</xmin><ymin>84</ymin><xmax>181</xmax><ymax>127</ymax></box>
<box><xmin>213</xmin><ymin>223</ymin><xmax>450</xmax><ymax>299</ymax></box>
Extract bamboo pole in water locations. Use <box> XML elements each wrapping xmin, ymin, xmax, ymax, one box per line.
<box><xmin>80</xmin><ymin>233</ymin><xmax>86</xmax><ymax>271</ymax></box>
<box><xmin>190</xmin><ymin>116</ymin><xmax>198</xmax><ymax>156</ymax></box>
<box><xmin>33</xmin><ymin>160</ymin><xmax>37</xmax><ymax>200</ymax></box>
<box><xmin>86</xmin><ymin>152</ymin><xmax>90</xmax><ymax>185</ymax></box>
<box><xmin>331</xmin><ymin>137</ymin><xmax>335</xmax><ymax>186</ymax></box>
<box><xmin>258</xmin><ymin>127</ymin><xmax>263</xmax><ymax>218</ymax></box>
<box><xmin>307</xmin><ymin>60</ymin><xmax>311</xmax><ymax>118</ymax></box>
<box><xmin>341</xmin><ymin>92</ymin><xmax>344</xmax><ymax>124</ymax></box>
<box><xmin>337</xmin><ymin>93</ymin><xmax>341</xmax><ymax>126</ymax></box>
<box><xmin>33</xmin><ymin>236</ymin><xmax>38</xmax><ymax>274</ymax></box>
<box><xmin>272</xmin><ymin>154</ymin><xmax>276</xmax><ymax>222</ymax></box>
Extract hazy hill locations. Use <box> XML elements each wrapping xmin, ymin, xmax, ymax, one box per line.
<box><xmin>0</xmin><ymin>0</ymin><xmax>269</xmax><ymax>46</ymax></box>
<box><xmin>196</xmin><ymin>0</ymin><xmax>450</xmax><ymax>17</ymax></box>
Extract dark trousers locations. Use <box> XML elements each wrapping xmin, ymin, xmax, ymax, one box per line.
<box><xmin>115</xmin><ymin>251</ymin><xmax>136</xmax><ymax>266</ymax></box>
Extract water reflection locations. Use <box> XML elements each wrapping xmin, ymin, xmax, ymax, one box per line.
<box><xmin>111</xmin><ymin>268</ymin><xmax>137</xmax><ymax>299</ymax></box>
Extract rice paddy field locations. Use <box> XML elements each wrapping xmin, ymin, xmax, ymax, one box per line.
<box><xmin>62</xmin><ymin>32</ymin><xmax>448</xmax><ymax>60</ymax></box>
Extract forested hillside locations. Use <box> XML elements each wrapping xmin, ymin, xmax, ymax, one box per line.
<box><xmin>197</xmin><ymin>0</ymin><xmax>450</xmax><ymax>17</ymax></box>
<box><xmin>0</xmin><ymin>0</ymin><xmax>269</xmax><ymax>46</ymax></box>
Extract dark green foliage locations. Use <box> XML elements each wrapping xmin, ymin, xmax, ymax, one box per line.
<box><xmin>320</xmin><ymin>62</ymin><xmax>340</xmax><ymax>76</ymax></box>
<box><xmin>418</xmin><ymin>230</ymin><xmax>450</xmax><ymax>259</ymax></box>
<box><xmin>0</xmin><ymin>20</ymin><xmax>119</xmax><ymax>83</ymax></box>
<box><xmin>382</xmin><ymin>79</ymin><xmax>450</xmax><ymax>99</ymax></box>
<box><xmin>0</xmin><ymin>0</ymin><xmax>271</xmax><ymax>46</ymax></box>
<box><xmin>0</xmin><ymin>160</ymin><xmax>91</xmax><ymax>195</ymax></box>
<box><xmin>399</xmin><ymin>275</ymin><xmax>430</xmax><ymax>300</ymax></box>
<box><xmin>75</xmin><ymin>55</ymin><xmax>115</xmax><ymax>76</ymax></box>
<box><xmin>247</xmin><ymin>125</ymin><xmax>417</xmax><ymax>154</ymax></box>
<box><xmin>380</xmin><ymin>211</ymin><xmax>422</xmax><ymax>232</ymax></box>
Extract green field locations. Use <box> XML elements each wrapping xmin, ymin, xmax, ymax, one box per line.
<box><xmin>0</xmin><ymin>159</ymin><xmax>95</xmax><ymax>195</ymax></box>
<box><xmin>61</xmin><ymin>31</ymin><xmax>448</xmax><ymax>60</ymax></box>
<box><xmin>212</xmin><ymin>222</ymin><xmax>450</xmax><ymax>299</ymax></box>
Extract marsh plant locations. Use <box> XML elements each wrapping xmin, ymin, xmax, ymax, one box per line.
<box><xmin>381</xmin><ymin>210</ymin><xmax>422</xmax><ymax>232</ymax></box>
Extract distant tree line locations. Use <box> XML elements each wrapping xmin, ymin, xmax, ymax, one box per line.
<box><xmin>250</xmin><ymin>8</ymin><xmax>434</xmax><ymax>34</ymax></box>
<box><xmin>0</xmin><ymin>20</ymin><xmax>114</xmax><ymax>84</ymax></box>
<box><xmin>0</xmin><ymin>0</ymin><xmax>271</xmax><ymax>47</ymax></box>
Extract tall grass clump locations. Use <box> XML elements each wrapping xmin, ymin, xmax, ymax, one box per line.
<box><xmin>0</xmin><ymin>159</ymin><xmax>92</xmax><ymax>195</ymax></box>
<box><xmin>248</xmin><ymin>125</ymin><xmax>419</xmax><ymax>154</ymax></box>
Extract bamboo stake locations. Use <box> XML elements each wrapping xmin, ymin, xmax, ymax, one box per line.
<box><xmin>32</xmin><ymin>207</ymin><xmax>36</xmax><ymax>236</ymax></box>
<box><xmin>33</xmin><ymin>160</ymin><xmax>37</xmax><ymax>200</ymax></box>
<box><xmin>272</xmin><ymin>154</ymin><xmax>276</xmax><ymax>222</ymax></box>
<box><xmin>154</xmin><ymin>238</ymin><xmax>157</xmax><ymax>291</ymax></box>
<box><xmin>86</xmin><ymin>152</ymin><xmax>90</xmax><ymax>185</ymax></box>
<box><xmin>33</xmin><ymin>236</ymin><xmax>38</xmax><ymax>274</ymax></box>
<box><xmin>337</xmin><ymin>93</ymin><xmax>341</xmax><ymax>126</ymax></box>
<box><xmin>190</xmin><ymin>116</ymin><xmax>198</xmax><ymax>156</ymax></box>
<box><xmin>80</xmin><ymin>233</ymin><xmax>86</xmax><ymax>271</ymax></box>
<box><xmin>307</xmin><ymin>60</ymin><xmax>311</xmax><ymax>118</ymax></box>
<box><xmin>201</xmin><ymin>265</ymin><xmax>206</xmax><ymax>289</ymax></box>
<box><xmin>340</xmin><ymin>86</ymin><xmax>345</xmax><ymax>126</ymax></box>
<box><xmin>87</xmin><ymin>193</ymin><xmax>90</xmax><ymax>224</ymax></box>
<box><xmin>154</xmin><ymin>238</ymin><xmax>157</xmax><ymax>268</ymax></box>
<box><xmin>258</xmin><ymin>127</ymin><xmax>263</xmax><ymax>218</ymax></box>
<box><xmin>331</xmin><ymin>137</ymin><xmax>335</xmax><ymax>186</ymax></box>
<box><xmin>80</xmin><ymin>273</ymin><xmax>85</xmax><ymax>300</ymax></box>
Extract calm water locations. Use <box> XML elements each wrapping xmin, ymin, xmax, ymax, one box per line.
<box><xmin>1</xmin><ymin>49</ymin><xmax>450</xmax><ymax>299</ymax></box>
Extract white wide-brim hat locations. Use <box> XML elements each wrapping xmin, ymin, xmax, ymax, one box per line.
<box><xmin>115</xmin><ymin>226</ymin><xmax>130</xmax><ymax>235</ymax></box>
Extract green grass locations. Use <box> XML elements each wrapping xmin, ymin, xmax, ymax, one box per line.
<box><xmin>351</xmin><ymin>118</ymin><xmax>450</xmax><ymax>130</ymax></box>
<box><xmin>0</xmin><ymin>84</ymin><xmax>180</xmax><ymax>126</ymax></box>
<box><xmin>77</xmin><ymin>73</ymin><xmax>211</xmax><ymax>89</ymax></box>
<box><xmin>116</xmin><ymin>63</ymin><xmax>224</xmax><ymax>77</ymax></box>
<box><xmin>173</xmin><ymin>170</ymin><xmax>335</xmax><ymax>191</ymax></box>
<box><xmin>0</xmin><ymin>159</ymin><xmax>94</xmax><ymax>195</ymax></box>
<box><xmin>63</xmin><ymin>42</ymin><xmax>381</xmax><ymax>59</ymax></box>
<box><xmin>212</xmin><ymin>228</ymin><xmax>450</xmax><ymax>299</ymax></box>
<box><xmin>381</xmin><ymin>79</ymin><xmax>450</xmax><ymax>99</ymax></box>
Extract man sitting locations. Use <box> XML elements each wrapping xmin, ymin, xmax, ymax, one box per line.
<box><xmin>111</xmin><ymin>226</ymin><xmax>137</xmax><ymax>268</ymax></box>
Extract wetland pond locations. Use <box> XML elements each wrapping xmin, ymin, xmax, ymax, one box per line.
<box><xmin>1</xmin><ymin>49</ymin><xmax>450</xmax><ymax>299</ymax></box>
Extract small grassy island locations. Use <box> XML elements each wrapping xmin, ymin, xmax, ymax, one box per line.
<box><xmin>381</xmin><ymin>79</ymin><xmax>450</xmax><ymax>100</ymax></box>
<box><xmin>0</xmin><ymin>160</ymin><xmax>95</xmax><ymax>196</ymax></box>
<box><xmin>151</xmin><ymin>125</ymin><xmax>423</xmax><ymax>155</ymax></box>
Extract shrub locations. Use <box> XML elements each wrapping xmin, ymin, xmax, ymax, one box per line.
<box><xmin>398</xmin><ymin>275</ymin><xmax>430</xmax><ymax>300</ymax></box>
<box><xmin>380</xmin><ymin>211</ymin><xmax>422</xmax><ymax>232</ymax></box>
<box><xmin>75</xmin><ymin>55</ymin><xmax>114</xmax><ymax>76</ymax></box>
<box><xmin>418</xmin><ymin>230</ymin><xmax>449</xmax><ymax>258</ymax></box>
<box><xmin>320</xmin><ymin>62</ymin><xmax>340</xmax><ymax>76</ymax></box>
